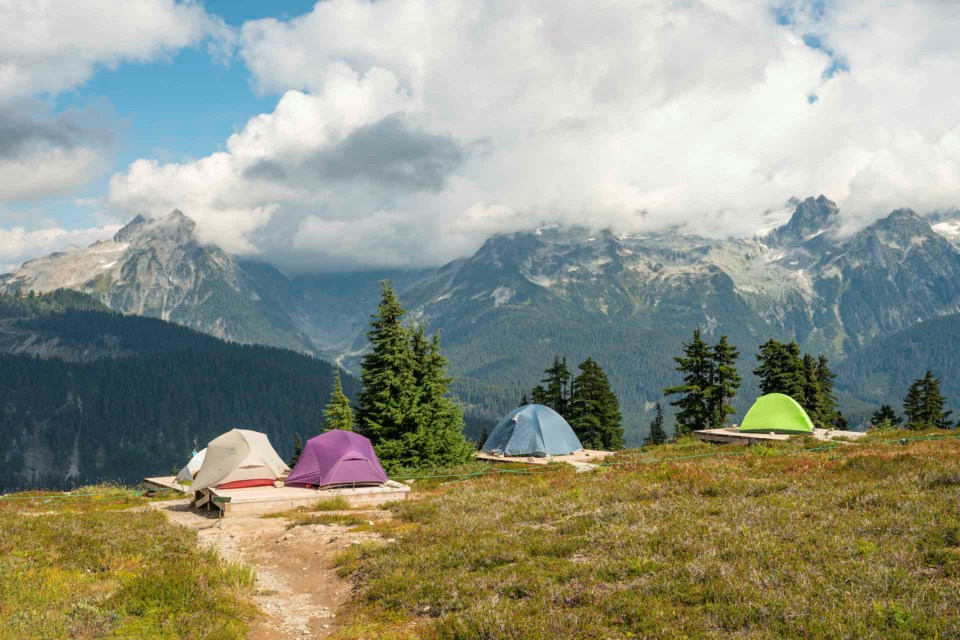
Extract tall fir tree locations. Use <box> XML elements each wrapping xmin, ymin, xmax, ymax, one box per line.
<box><xmin>800</xmin><ymin>354</ymin><xmax>827</xmax><ymax>427</ymax></box>
<box><xmin>356</xmin><ymin>281</ymin><xmax>417</xmax><ymax>443</ymax></box>
<box><xmin>753</xmin><ymin>339</ymin><xmax>806</xmax><ymax>403</ymax></box>
<box><xmin>707</xmin><ymin>335</ymin><xmax>741</xmax><ymax>428</ymax></box>
<box><xmin>530</xmin><ymin>385</ymin><xmax>548</xmax><ymax>406</ymax></box>
<box><xmin>870</xmin><ymin>404</ymin><xmax>901</xmax><ymax>429</ymax></box>
<box><xmin>816</xmin><ymin>355</ymin><xmax>841</xmax><ymax>429</ymax></box>
<box><xmin>921</xmin><ymin>372</ymin><xmax>951</xmax><ymax>429</ymax></box>
<box><xmin>664</xmin><ymin>328</ymin><xmax>714</xmax><ymax>438</ymax></box>
<box><xmin>904</xmin><ymin>371</ymin><xmax>952</xmax><ymax>430</ymax></box>
<box><xmin>903</xmin><ymin>378</ymin><xmax>924</xmax><ymax>429</ymax></box>
<box><xmin>374</xmin><ymin>326</ymin><xmax>474</xmax><ymax>470</ymax></box>
<box><xmin>290</xmin><ymin>433</ymin><xmax>303</xmax><ymax>467</ymax></box>
<box><xmin>568</xmin><ymin>358</ymin><xmax>624</xmax><ymax>450</ymax></box>
<box><xmin>645</xmin><ymin>402</ymin><xmax>667</xmax><ymax>446</ymax></box>
<box><xmin>538</xmin><ymin>355</ymin><xmax>572</xmax><ymax>416</ymax></box>
<box><xmin>323</xmin><ymin>370</ymin><xmax>354</xmax><ymax>432</ymax></box>
<box><xmin>755</xmin><ymin>340</ymin><xmax>840</xmax><ymax>429</ymax></box>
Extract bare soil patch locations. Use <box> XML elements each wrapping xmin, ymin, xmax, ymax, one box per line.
<box><xmin>152</xmin><ymin>499</ymin><xmax>386</xmax><ymax>639</ymax></box>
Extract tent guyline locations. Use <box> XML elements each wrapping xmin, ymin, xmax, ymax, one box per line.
<box><xmin>4</xmin><ymin>433</ymin><xmax>960</xmax><ymax>500</ymax></box>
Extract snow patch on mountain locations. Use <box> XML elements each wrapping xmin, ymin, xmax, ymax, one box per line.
<box><xmin>491</xmin><ymin>286</ymin><xmax>515</xmax><ymax>306</ymax></box>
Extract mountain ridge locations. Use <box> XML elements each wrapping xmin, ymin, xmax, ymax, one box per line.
<box><xmin>5</xmin><ymin>198</ymin><xmax>960</xmax><ymax>439</ymax></box>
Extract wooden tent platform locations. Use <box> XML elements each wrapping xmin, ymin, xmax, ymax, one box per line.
<box><xmin>143</xmin><ymin>476</ymin><xmax>190</xmax><ymax>493</ymax></box>
<box><xmin>693</xmin><ymin>427</ymin><xmax>867</xmax><ymax>445</ymax></box>
<box><xmin>476</xmin><ymin>449</ymin><xmax>616</xmax><ymax>467</ymax></box>
<box><xmin>194</xmin><ymin>480</ymin><xmax>411</xmax><ymax>516</ymax></box>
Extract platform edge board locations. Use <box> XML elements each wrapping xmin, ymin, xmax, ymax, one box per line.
<box><xmin>197</xmin><ymin>480</ymin><xmax>411</xmax><ymax>516</ymax></box>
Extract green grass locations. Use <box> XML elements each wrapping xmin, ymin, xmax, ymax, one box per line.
<box><xmin>333</xmin><ymin>434</ymin><xmax>960</xmax><ymax>639</ymax></box>
<box><xmin>0</xmin><ymin>486</ymin><xmax>256</xmax><ymax>640</ymax></box>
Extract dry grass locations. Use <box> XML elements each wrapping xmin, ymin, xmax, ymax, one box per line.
<box><xmin>0</xmin><ymin>485</ymin><xmax>256</xmax><ymax>639</ymax></box>
<box><xmin>332</xmin><ymin>434</ymin><xmax>960</xmax><ymax>639</ymax></box>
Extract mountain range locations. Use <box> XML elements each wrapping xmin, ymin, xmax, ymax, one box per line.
<box><xmin>4</xmin><ymin>195</ymin><xmax>960</xmax><ymax>440</ymax></box>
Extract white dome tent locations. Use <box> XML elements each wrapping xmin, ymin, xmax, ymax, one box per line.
<box><xmin>191</xmin><ymin>429</ymin><xmax>289</xmax><ymax>492</ymax></box>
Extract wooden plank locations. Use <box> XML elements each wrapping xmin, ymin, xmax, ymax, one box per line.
<box><xmin>203</xmin><ymin>481</ymin><xmax>411</xmax><ymax>516</ymax></box>
<box><xmin>142</xmin><ymin>476</ymin><xmax>190</xmax><ymax>493</ymax></box>
<box><xmin>693</xmin><ymin>427</ymin><xmax>868</xmax><ymax>446</ymax></box>
<box><xmin>476</xmin><ymin>449</ymin><xmax>616</xmax><ymax>467</ymax></box>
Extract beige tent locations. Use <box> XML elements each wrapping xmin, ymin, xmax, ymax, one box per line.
<box><xmin>191</xmin><ymin>429</ymin><xmax>289</xmax><ymax>492</ymax></box>
<box><xmin>174</xmin><ymin>447</ymin><xmax>207</xmax><ymax>484</ymax></box>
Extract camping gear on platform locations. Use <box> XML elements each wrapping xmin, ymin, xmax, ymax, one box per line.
<box><xmin>739</xmin><ymin>393</ymin><xmax>815</xmax><ymax>434</ymax></box>
<box><xmin>285</xmin><ymin>430</ymin><xmax>389</xmax><ymax>488</ymax></box>
<box><xmin>191</xmin><ymin>429</ymin><xmax>289</xmax><ymax>491</ymax></box>
<box><xmin>482</xmin><ymin>404</ymin><xmax>583</xmax><ymax>457</ymax></box>
<box><xmin>174</xmin><ymin>447</ymin><xmax>207</xmax><ymax>483</ymax></box>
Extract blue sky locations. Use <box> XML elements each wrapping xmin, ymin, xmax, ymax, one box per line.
<box><xmin>40</xmin><ymin>1</ymin><xmax>317</xmax><ymax>228</ymax></box>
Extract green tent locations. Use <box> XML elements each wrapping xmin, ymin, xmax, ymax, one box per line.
<box><xmin>739</xmin><ymin>393</ymin><xmax>815</xmax><ymax>434</ymax></box>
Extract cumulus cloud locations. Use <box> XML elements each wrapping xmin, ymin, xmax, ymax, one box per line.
<box><xmin>0</xmin><ymin>218</ymin><xmax>120</xmax><ymax>274</ymax></box>
<box><xmin>0</xmin><ymin>101</ymin><xmax>112</xmax><ymax>203</ymax></box>
<box><xmin>0</xmin><ymin>0</ymin><xmax>233</xmax><ymax>258</ymax></box>
<box><xmin>104</xmin><ymin>0</ymin><xmax>960</xmax><ymax>271</ymax></box>
<box><xmin>0</xmin><ymin>0</ymin><xmax>231</xmax><ymax>204</ymax></box>
<box><xmin>0</xmin><ymin>0</ymin><xmax>233</xmax><ymax>102</ymax></box>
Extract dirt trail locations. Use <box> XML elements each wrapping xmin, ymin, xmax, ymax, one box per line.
<box><xmin>151</xmin><ymin>500</ymin><xmax>385</xmax><ymax>639</ymax></box>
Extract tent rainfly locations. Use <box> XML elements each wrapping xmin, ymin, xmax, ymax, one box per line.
<box><xmin>739</xmin><ymin>393</ymin><xmax>815</xmax><ymax>434</ymax></box>
<box><xmin>191</xmin><ymin>429</ymin><xmax>290</xmax><ymax>492</ymax></box>
<box><xmin>482</xmin><ymin>404</ymin><xmax>583</xmax><ymax>457</ymax></box>
<box><xmin>174</xmin><ymin>447</ymin><xmax>207</xmax><ymax>484</ymax></box>
<box><xmin>285</xmin><ymin>430</ymin><xmax>389</xmax><ymax>488</ymax></box>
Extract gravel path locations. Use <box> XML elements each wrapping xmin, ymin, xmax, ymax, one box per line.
<box><xmin>151</xmin><ymin>499</ymin><xmax>384</xmax><ymax>639</ymax></box>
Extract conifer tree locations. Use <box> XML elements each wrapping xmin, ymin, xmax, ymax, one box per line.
<box><xmin>374</xmin><ymin>326</ymin><xmax>474</xmax><ymax>470</ymax></box>
<box><xmin>665</xmin><ymin>328</ymin><xmax>713</xmax><ymax>437</ymax></box>
<box><xmin>323</xmin><ymin>370</ymin><xmax>354</xmax><ymax>432</ymax></box>
<box><xmin>800</xmin><ymin>354</ymin><xmax>827</xmax><ymax>426</ymax></box>
<box><xmin>921</xmin><ymin>371</ymin><xmax>952</xmax><ymax>429</ymax></box>
<box><xmin>539</xmin><ymin>355</ymin><xmax>572</xmax><ymax>416</ymax></box>
<box><xmin>816</xmin><ymin>355</ymin><xmax>841</xmax><ymax>428</ymax></box>
<box><xmin>530</xmin><ymin>385</ymin><xmax>548</xmax><ymax>406</ymax></box>
<box><xmin>569</xmin><ymin>358</ymin><xmax>624</xmax><ymax>450</ymax></box>
<box><xmin>645</xmin><ymin>402</ymin><xmax>667</xmax><ymax>446</ymax></box>
<box><xmin>753</xmin><ymin>339</ymin><xmax>806</xmax><ymax>403</ymax></box>
<box><xmin>707</xmin><ymin>335</ymin><xmax>740</xmax><ymax>428</ymax></box>
<box><xmin>357</xmin><ymin>281</ymin><xmax>417</xmax><ymax>443</ymax></box>
<box><xmin>755</xmin><ymin>341</ymin><xmax>840</xmax><ymax>429</ymax></box>
<box><xmin>904</xmin><ymin>371</ymin><xmax>952</xmax><ymax>430</ymax></box>
<box><xmin>290</xmin><ymin>433</ymin><xmax>303</xmax><ymax>467</ymax></box>
<box><xmin>870</xmin><ymin>404</ymin><xmax>901</xmax><ymax>429</ymax></box>
<box><xmin>519</xmin><ymin>392</ymin><xmax>529</xmax><ymax>407</ymax></box>
<box><xmin>903</xmin><ymin>378</ymin><xmax>924</xmax><ymax>429</ymax></box>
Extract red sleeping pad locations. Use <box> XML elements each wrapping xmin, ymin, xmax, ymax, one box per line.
<box><xmin>216</xmin><ymin>478</ymin><xmax>276</xmax><ymax>490</ymax></box>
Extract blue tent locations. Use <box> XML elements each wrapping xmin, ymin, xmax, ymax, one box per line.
<box><xmin>482</xmin><ymin>404</ymin><xmax>583</xmax><ymax>457</ymax></box>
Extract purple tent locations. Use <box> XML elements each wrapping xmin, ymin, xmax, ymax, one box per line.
<box><xmin>285</xmin><ymin>430</ymin><xmax>389</xmax><ymax>488</ymax></box>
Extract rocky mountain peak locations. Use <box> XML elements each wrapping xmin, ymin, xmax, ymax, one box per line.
<box><xmin>770</xmin><ymin>195</ymin><xmax>840</xmax><ymax>246</ymax></box>
<box><xmin>113</xmin><ymin>210</ymin><xmax>197</xmax><ymax>246</ymax></box>
<box><xmin>113</xmin><ymin>214</ymin><xmax>148</xmax><ymax>243</ymax></box>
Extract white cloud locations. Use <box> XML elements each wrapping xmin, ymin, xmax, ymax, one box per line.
<box><xmin>0</xmin><ymin>220</ymin><xmax>120</xmax><ymax>274</ymax></box>
<box><xmin>0</xmin><ymin>0</ymin><xmax>233</xmax><ymax>102</ymax></box>
<box><xmin>104</xmin><ymin>0</ymin><xmax>960</xmax><ymax>271</ymax></box>
<box><xmin>0</xmin><ymin>0</ymin><xmax>233</xmax><ymax>255</ymax></box>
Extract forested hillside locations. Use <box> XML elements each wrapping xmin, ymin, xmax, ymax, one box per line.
<box><xmin>0</xmin><ymin>292</ymin><xmax>359</xmax><ymax>490</ymax></box>
<box><xmin>835</xmin><ymin>313</ymin><xmax>960</xmax><ymax>418</ymax></box>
